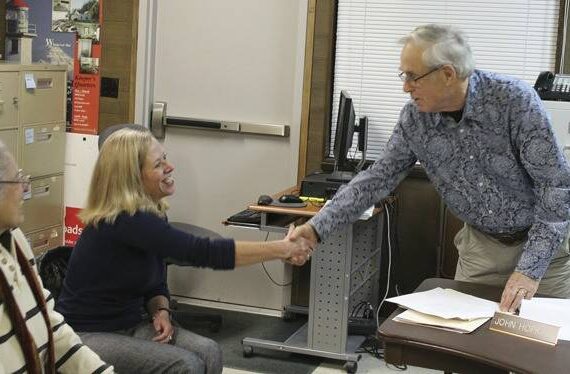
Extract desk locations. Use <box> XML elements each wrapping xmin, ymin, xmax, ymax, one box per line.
<box><xmin>237</xmin><ymin>186</ymin><xmax>384</xmax><ymax>373</ymax></box>
<box><xmin>378</xmin><ymin>278</ymin><xmax>570</xmax><ymax>374</ymax></box>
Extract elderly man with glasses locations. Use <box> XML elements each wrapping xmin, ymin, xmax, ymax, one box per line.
<box><xmin>0</xmin><ymin>140</ymin><xmax>114</xmax><ymax>373</ymax></box>
<box><xmin>293</xmin><ymin>23</ymin><xmax>570</xmax><ymax>312</ymax></box>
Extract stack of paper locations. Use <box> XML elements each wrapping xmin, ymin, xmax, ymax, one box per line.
<box><xmin>393</xmin><ymin>309</ymin><xmax>490</xmax><ymax>333</ymax></box>
<box><xmin>386</xmin><ymin>287</ymin><xmax>498</xmax><ymax>334</ymax></box>
<box><xmin>520</xmin><ymin>298</ymin><xmax>570</xmax><ymax>341</ymax></box>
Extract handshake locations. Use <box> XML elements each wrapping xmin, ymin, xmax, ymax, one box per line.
<box><xmin>281</xmin><ymin>224</ymin><xmax>320</xmax><ymax>266</ymax></box>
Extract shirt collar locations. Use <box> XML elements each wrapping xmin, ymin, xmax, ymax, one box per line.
<box><xmin>0</xmin><ymin>230</ymin><xmax>11</xmax><ymax>251</ymax></box>
<box><xmin>433</xmin><ymin>70</ymin><xmax>483</xmax><ymax>128</ymax></box>
<box><xmin>461</xmin><ymin>69</ymin><xmax>485</xmax><ymax>125</ymax></box>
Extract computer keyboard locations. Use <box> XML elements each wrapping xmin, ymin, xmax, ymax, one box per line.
<box><xmin>227</xmin><ymin>209</ymin><xmax>262</xmax><ymax>225</ymax></box>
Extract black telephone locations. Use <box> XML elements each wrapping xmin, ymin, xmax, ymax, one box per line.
<box><xmin>534</xmin><ymin>71</ymin><xmax>570</xmax><ymax>101</ymax></box>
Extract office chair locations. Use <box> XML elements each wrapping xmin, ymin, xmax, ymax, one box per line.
<box><xmin>168</xmin><ymin>222</ymin><xmax>223</xmax><ymax>332</ymax></box>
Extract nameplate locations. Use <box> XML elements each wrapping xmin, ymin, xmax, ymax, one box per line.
<box><xmin>489</xmin><ymin>312</ymin><xmax>560</xmax><ymax>346</ymax></box>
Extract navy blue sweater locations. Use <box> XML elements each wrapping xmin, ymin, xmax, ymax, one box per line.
<box><xmin>56</xmin><ymin>211</ymin><xmax>235</xmax><ymax>332</ymax></box>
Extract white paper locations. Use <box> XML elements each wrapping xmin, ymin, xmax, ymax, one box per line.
<box><xmin>520</xmin><ymin>298</ymin><xmax>570</xmax><ymax>341</ymax></box>
<box><xmin>386</xmin><ymin>287</ymin><xmax>498</xmax><ymax>320</ymax></box>
<box><xmin>323</xmin><ymin>199</ymin><xmax>374</xmax><ymax>220</ymax></box>
<box><xmin>359</xmin><ymin>205</ymin><xmax>374</xmax><ymax>220</ymax></box>
<box><xmin>394</xmin><ymin>309</ymin><xmax>490</xmax><ymax>333</ymax></box>
<box><xmin>24</xmin><ymin>128</ymin><xmax>34</xmax><ymax>144</ymax></box>
<box><xmin>25</xmin><ymin>73</ymin><xmax>36</xmax><ymax>89</ymax></box>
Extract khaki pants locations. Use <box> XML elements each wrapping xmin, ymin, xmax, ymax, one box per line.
<box><xmin>454</xmin><ymin>224</ymin><xmax>570</xmax><ymax>298</ymax></box>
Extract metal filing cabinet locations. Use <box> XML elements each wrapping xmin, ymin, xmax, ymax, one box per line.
<box><xmin>25</xmin><ymin>225</ymin><xmax>64</xmax><ymax>256</ymax></box>
<box><xmin>0</xmin><ymin>69</ymin><xmax>20</xmax><ymax>161</ymax></box>
<box><xmin>0</xmin><ymin>63</ymin><xmax>67</xmax><ymax>256</ymax></box>
<box><xmin>19</xmin><ymin>69</ymin><xmax>66</xmax><ymax>125</ymax></box>
<box><xmin>21</xmin><ymin>122</ymin><xmax>65</xmax><ymax>177</ymax></box>
<box><xmin>21</xmin><ymin>174</ymin><xmax>64</xmax><ymax>233</ymax></box>
<box><xmin>0</xmin><ymin>72</ymin><xmax>20</xmax><ymax>128</ymax></box>
<box><xmin>0</xmin><ymin>128</ymin><xmax>18</xmax><ymax>157</ymax></box>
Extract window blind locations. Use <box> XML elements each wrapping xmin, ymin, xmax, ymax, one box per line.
<box><xmin>331</xmin><ymin>0</ymin><xmax>560</xmax><ymax>162</ymax></box>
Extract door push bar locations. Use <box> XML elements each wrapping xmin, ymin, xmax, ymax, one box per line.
<box><xmin>150</xmin><ymin>101</ymin><xmax>290</xmax><ymax>139</ymax></box>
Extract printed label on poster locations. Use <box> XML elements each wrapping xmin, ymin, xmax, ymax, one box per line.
<box><xmin>71</xmin><ymin>43</ymin><xmax>100</xmax><ymax>134</ymax></box>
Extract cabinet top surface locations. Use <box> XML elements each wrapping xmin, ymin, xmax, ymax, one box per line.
<box><xmin>0</xmin><ymin>62</ymin><xmax>67</xmax><ymax>72</ymax></box>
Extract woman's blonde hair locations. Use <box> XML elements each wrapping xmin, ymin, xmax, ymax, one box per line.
<box><xmin>79</xmin><ymin>128</ymin><xmax>168</xmax><ymax>226</ymax></box>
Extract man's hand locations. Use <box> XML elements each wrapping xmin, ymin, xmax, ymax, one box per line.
<box><xmin>499</xmin><ymin>271</ymin><xmax>539</xmax><ymax>313</ymax></box>
<box><xmin>282</xmin><ymin>225</ymin><xmax>313</xmax><ymax>266</ymax></box>
<box><xmin>152</xmin><ymin>310</ymin><xmax>175</xmax><ymax>344</ymax></box>
<box><xmin>284</xmin><ymin>224</ymin><xmax>318</xmax><ymax>265</ymax></box>
<box><xmin>290</xmin><ymin>223</ymin><xmax>318</xmax><ymax>248</ymax></box>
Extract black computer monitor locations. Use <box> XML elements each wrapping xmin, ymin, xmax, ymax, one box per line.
<box><xmin>328</xmin><ymin>90</ymin><xmax>356</xmax><ymax>182</ymax></box>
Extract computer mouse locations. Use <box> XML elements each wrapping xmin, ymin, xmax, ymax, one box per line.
<box><xmin>257</xmin><ymin>195</ymin><xmax>273</xmax><ymax>206</ymax></box>
<box><xmin>278</xmin><ymin>194</ymin><xmax>304</xmax><ymax>204</ymax></box>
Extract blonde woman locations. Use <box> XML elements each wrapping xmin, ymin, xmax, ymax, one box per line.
<box><xmin>0</xmin><ymin>141</ymin><xmax>113</xmax><ymax>374</ymax></box>
<box><xmin>56</xmin><ymin>128</ymin><xmax>311</xmax><ymax>374</ymax></box>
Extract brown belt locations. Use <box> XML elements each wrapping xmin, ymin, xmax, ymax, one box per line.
<box><xmin>484</xmin><ymin>228</ymin><xmax>530</xmax><ymax>245</ymax></box>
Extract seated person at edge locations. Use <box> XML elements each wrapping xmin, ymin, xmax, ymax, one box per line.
<box><xmin>0</xmin><ymin>140</ymin><xmax>113</xmax><ymax>373</ymax></box>
<box><xmin>56</xmin><ymin>128</ymin><xmax>312</xmax><ymax>374</ymax></box>
<box><xmin>292</xmin><ymin>23</ymin><xmax>570</xmax><ymax>312</ymax></box>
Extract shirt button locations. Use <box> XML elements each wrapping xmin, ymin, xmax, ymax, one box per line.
<box><xmin>1</xmin><ymin>258</ymin><xmax>7</xmax><ymax>265</ymax></box>
<box><xmin>8</xmin><ymin>265</ymin><xmax>15</xmax><ymax>272</ymax></box>
<box><xmin>470</xmin><ymin>155</ymin><xmax>474</xmax><ymax>160</ymax></box>
<box><xmin>479</xmin><ymin>182</ymin><xmax>483</xmax><ymax>187</ymax></box>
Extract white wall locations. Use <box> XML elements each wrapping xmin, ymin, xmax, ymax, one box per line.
<box><xmin>136</xmin><ymin>0</ymin><xmax>308</xmax><ymax>312</ymax></box>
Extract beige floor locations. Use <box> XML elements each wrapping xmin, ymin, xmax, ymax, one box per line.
<box><xmin>222</xmin><ymin>353</ymin><xmax>440</xmax><ymax>374</ymax></box>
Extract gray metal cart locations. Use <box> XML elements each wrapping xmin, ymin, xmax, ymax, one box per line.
<box><xmin>242</xmin><ymin>211</ymin><xmax>383</xmax><ymax>373</ymax></box>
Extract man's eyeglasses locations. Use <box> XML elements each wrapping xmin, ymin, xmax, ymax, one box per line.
<box><xmin>0</xmin><ymin>169</ymin><xmax>31</xmax><ymax>189</ymax></box>
<box><xmin>398</xmin><ymin>65</ymin><xmax>443</xmax><ymax>84</ymax></box>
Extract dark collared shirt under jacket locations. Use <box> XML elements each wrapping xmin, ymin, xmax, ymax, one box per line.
<box><xmin>310</xmin><ymin>69</ymin><xmax>570</xmax><ymax>280</ymax></box>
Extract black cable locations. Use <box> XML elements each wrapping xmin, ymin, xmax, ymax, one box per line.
<box><xmin>350</xmin><ymin>301</ymin><xmax>364</xmax><ymax>317</ymax></box>
<box><xmin>261</xmin><ymin>231</ymin><xmax>292</xmax><ymax>287</ymax></box>
<box><xmin>357</xmin><ymin>335</ymin><xmax>406</xmax><ymax>371</ymax></box>
<box><xmin>261</xmin><ymin>262</ymin><xmax>292</xmax><ymax>287</ymax></box>
<box><xmin>352</xmin><ymin>301</ymin><xmax>374</xmax><ymax>319</ymax></box>
<box><xmin>356</xmin><ymin>336</ymin><xmax>384</xmax><ymax>360</ymax></box>
<box><xmin>350</xmin><ymin>301</ymin><xmax>368</xmax><ymax>318</ymax></box>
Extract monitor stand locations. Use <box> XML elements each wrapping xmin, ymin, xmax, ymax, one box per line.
<box><xmin>326</xmin><ymin>170</ymin><xmax>355</xmax><ymax>183</ymax></box>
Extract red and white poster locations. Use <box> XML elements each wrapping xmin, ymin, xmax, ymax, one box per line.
<box><xmin>70</xmin><ymin>42</ymin><xmax>100</xmax><ymax>134</ymax></box>
<box><xmin>64</xmin><ymin>207</ymin><xmax>84</xmax><ymax>246</ymax></box>
<box><xmin>63</xmin><ymin>133</ymin><xmax>99</xmax><ymax>246</ymax></box>
<box><xmin>70</xmin><ymin>0</ymin><xmax>102</xmax><ymax>135</ymax></box>
<box><xmin>65</xmin><ymin>0</ymin><xmax>103</xmax><ymax>244</ymax></box>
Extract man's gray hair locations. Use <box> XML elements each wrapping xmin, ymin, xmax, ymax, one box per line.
<box><xmin>400</xmin><ymin>24</ymin><xmax>475</xmax><ymax>79</ymax></box>
<box><xmin>0</xmin><ymin>140</ymin><xmax>12</xmax><ymax>196</ymax></box>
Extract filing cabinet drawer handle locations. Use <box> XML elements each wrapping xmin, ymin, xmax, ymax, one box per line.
<box><xmin>36</xmin><ymin>133</ymin><xmax>53</xmax><ymax>142</ymax></box>
<box><xmin>31</xmin><ymin>238</ymin><xmax>49</xmax><ymax>251</ymax></box>
<box><xmin>32</xmin><ymin>185</ymin><xmax>50</xmax><ymax>196</ymax></box>
<box><xmin>36</xmin><ymin>78</ymin><xmax>53</xmax><ymax>89</ymax></box>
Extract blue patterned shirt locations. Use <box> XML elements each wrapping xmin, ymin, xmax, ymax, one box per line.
<box><xmin>310</xmin><ymin>70</ymin><xmax>570</xmax><ymax>280</ymax></box>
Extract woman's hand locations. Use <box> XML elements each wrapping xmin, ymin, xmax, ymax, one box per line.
<box><xmin>152</xmin><ymin>309</ymin><xmax>175</xmax><ymax>344</ymax></box>
<box><xmin>283</xmin><ymin>225</ymin><xmax>313</xmax><ymax>265</ymax></box>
